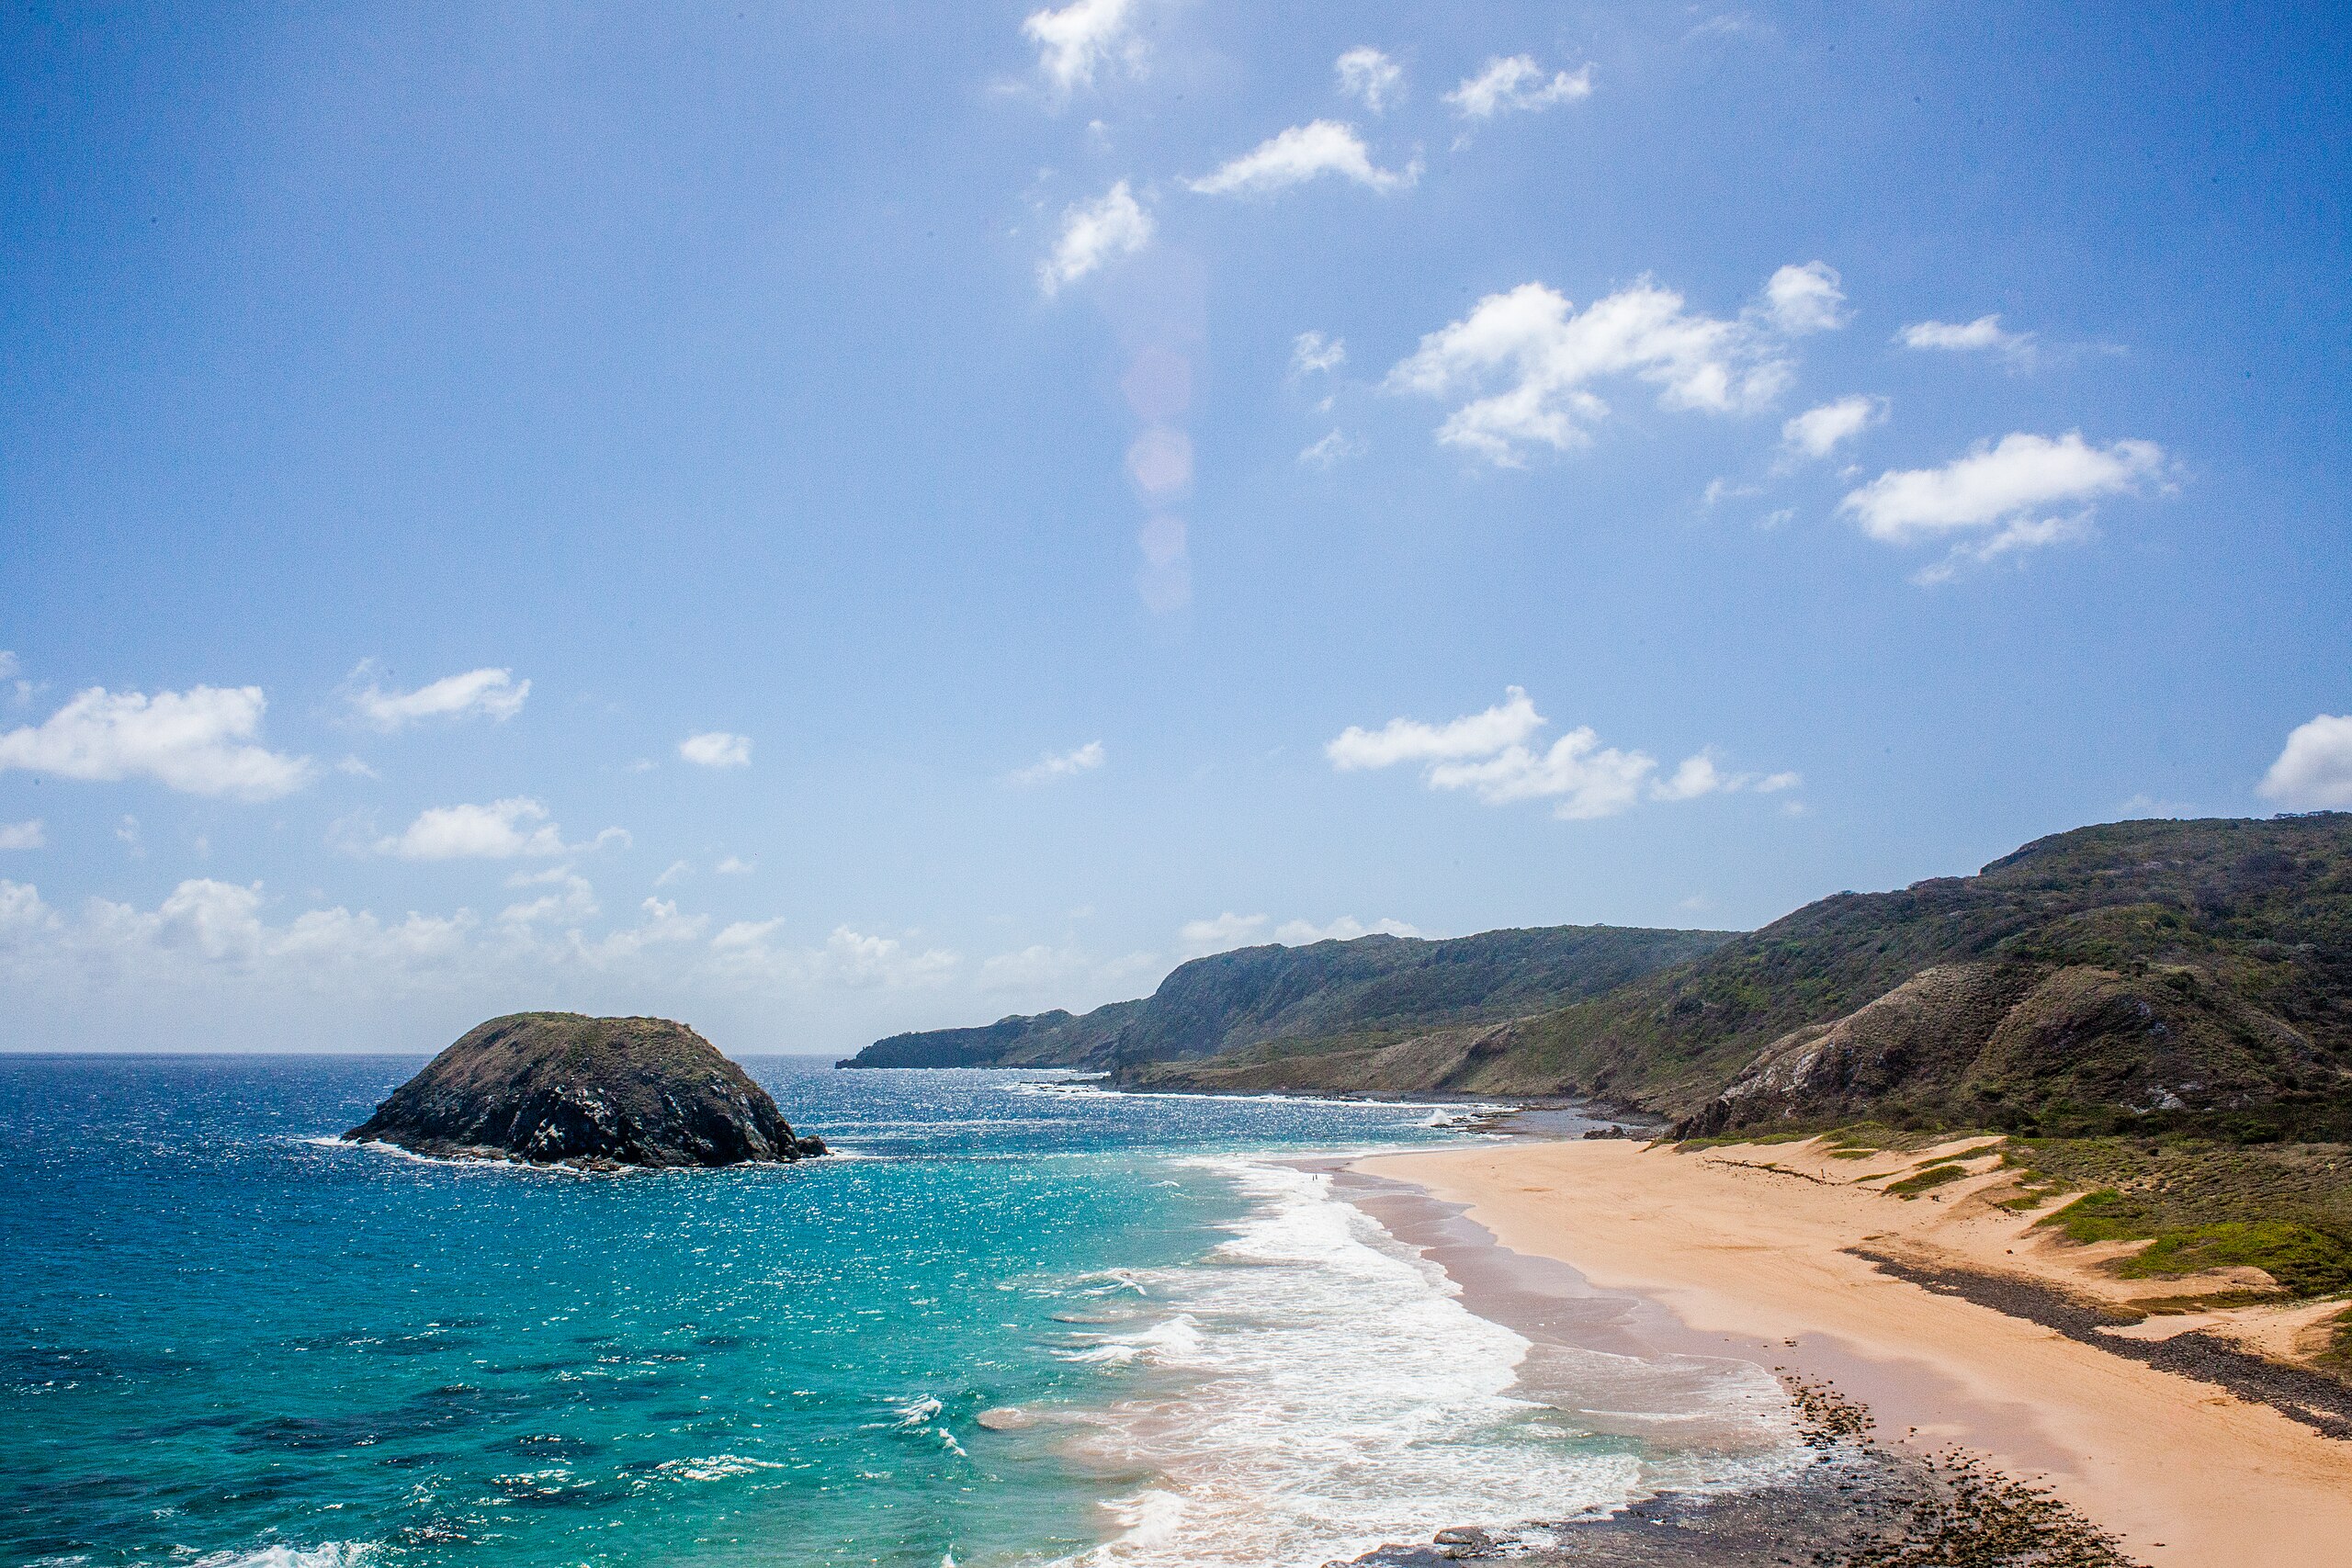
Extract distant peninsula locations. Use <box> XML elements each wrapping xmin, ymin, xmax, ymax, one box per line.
<box><xmin>347</xmin><ymin>1012</ymin><xmax>825</xmax><ymax>1169</ymax></box>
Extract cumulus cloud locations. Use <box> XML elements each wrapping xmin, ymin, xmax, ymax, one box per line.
<box><xmin>1273</xmin><ymin>915</ymin><xmax>1421</xmax><ymax>944</ymax></box>
<box><xmin>1760</xmin><ymin>262</ymin><xmax>1848</xmax><ymax>335</ymax></box>
<box><xmin>1445</xmin><ymin>55</ymin><xmax>1593</xmax><ymax>118</ymax></box>
<box><xmin>0</xmin><ymin>820</ymin><xmax>43</xmax><ymax>851</ymax></box>
<box><xmin>0</xmin><ymin>685</ymin><xmax>313</xmax><ymax>801</ymax></box>
<box><xmin>679</xmin><ymin>730</ymin><xmax>752</xmax><ymax>769</ymax></box>
<box><xmin>1011</xmin><ymin>740</ymin><xmax>1106</xmax><ymax>784</ymax></box>
<box><xmin>1335</xmin><ymin>46</ymin><xmax>1402</xmax><ymax>112</ymax></box>
<box><xmin>711</xmin><ymin>921</ymin><xmax>959</xmax><ymax>989</ymax></box>
<box><xmin>2259</xmin><ymin>715</ymin><xmax>2352</xmax><ymax>810</ymax></box>
<box><xmin>498</xmin><ymin>868</ymin><xmax>600</xmax><ymax>927</ymax></box>
<box><xmin>372</xmin><ymin>797</ymin><xmax>621</xmax><ymax>860</ymax></box>
<box><xmin>1292</xmin><ymin>330</ymin><xmax>1347</xmax><ymax>375</ymax></box>
<box><xmin>1385</xmin><ymin>266</ymin><xmax>1840</xmax><ymax>464</ymax></box>
<box><xmin>1899</xmin><ymin>313</ymin><xmax>2036</xmax><ymax>367</ymax></box>
<box><xmin>1040</xmin><ymin>180</ymin><xmax>1153</xmax><ymax>296</ymax></box>
<box><xmin>1177</xmin><ymin>911</ymin><xmax>1270</xmax><ymax>955</ymax></box>
<box><xmin>715</xmin><ymin>855</ymin><xmax>754</xmax><ymax>874</ymax></box>
<box><xmin>1187</xmin><ymin>121</ymin><xmax>1418</xmax><ymax>197</ymax></box>
<box><xmin>1327</xmin><ymin>686</ymin><xmax>1545</xmax><ymax>770</ymax></box>
<box><xmin>1838</xmin><ymin>431</ymin><xmax>2167</xmax><ymax>581</ymax></box>
<box><xmin>1782</xmin><ymin>394</ymin><xmax>1887</xmax><ymax>459</ymax></box>
<box><xmin>1330</xmin><ymin>689</ymin><xmax>1792</xmax><ymax>820</ymax></box>
<box><xmin>1650</xmin><ymin>750</ymin><xmax>1802</xmax><ymax>802</ymax></box>
<box><xmin>0</xmin><ymin>876</ymin><xmax>474</xmax><ymax>983</ymax></box>
<box><xmin>346</xmin><ymin>665</ymin><xmax>528</xmax><ymax>730</ymax></box>
<box><xmin>0</xmin><ymin>877</ymin><xmax>56</xmax><ymax>934</ymax></box>
<box><xmin>0</xmin><ymin>652</ymin><xmax>17</xmax><ymax>681</ymax></box>
<box><xmin>1022</xmin><ymin>0</ymin><xmax>1140</xmax><ymax>96</ymax></box>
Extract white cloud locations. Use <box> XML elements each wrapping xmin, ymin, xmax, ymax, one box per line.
<box><xmin>0</xmin><ymin>819</ymin><xmax>42</xmax><ymax>851</ymax></box>
<box><xmin>1446</xmin><ymin>55</ymin><xmax>1593</xmax><ymax>119</ymax></box>
<box><xmin>1335</xmin><ymin>47</ymin><xmax>1402</xmax><ymax>112</ymax></box>
<box><xmin>1327</xmin><ymin>686</ymin><xmax>1544</xmax><ymax>770</ymax></box>
<box><xmin>1186</xmin><ymin>121</ymin><xmax>1418</xmax><ymax>197</ymax></box>
<box><xmin>336</xmin><ymin>755</ymin><xmax>380</xmax><ymax>779</ymax></box>
<box><xmin>711</xmin><ymin>920</ymin><xmax>960</xmax><ymax>989</ymax></box>
<box><xmin>1650</xmin><ymin>750</ymin><xmax>1803</xmax><ymax>802</ymax></box>
<box><xmin>0</xmin><ymin>652</ymin><xmax>17</xmax><ymax>680</ymax></box>
<box><xmin>1782</xmin><ymin>394</ymin><xmax>1886</xmax><ymax>459</ymax></box>
<box><xmin>499</xmin><ymin>869</ymin><xmax>599</xmax><ymax>927</ymax></box>
<box><xmin>1177</xmin><ymin>911</ymin><xmax>1269</xmax><ymax>956</ymax></box>
<box><xmin>1040</xmin><ymin>180</ymin><xmax>1153</xmax><ymax>296</ymax></box>
<box><xmin>1297</xmin><ymin>430</ymin><xmax>1364</xmax><ymax>468</ymax></box>
<box><xmin>13</xmin><ymin>876</ymin><xmax>478</xmax><ymax>978</ymax></box>
<box><xmin>1899</xmin><ymin>313</ymin><xmax>2037</xmax><ymax>367</ymax></box>
<box><xmin>715</xmin><ymin>855</ymin><xmax>754</xmax><ymax>874</ymax></box>
<box><xmin>1272</xmin><ymin>915</ymin><xmax>1422</xmax><ymax>944</ymax></box>
<box><xmin>2259</xmin><ymin>715</ymin><xmax>2352</xmax><ymax>810</ymax></box>
<box><xmin>1022</xmin><ymin>0</ymin><xmax>1139</xmax><ymax>96</ymax></box>
<box><xmin>0</xmin><ymin>685</ymin><xmax>313</xmax><ymax>801</ymax></box>
<box><xmin>1385</xmin><ymin>268</ymin><xmax>1834</xmax><ymax>464</ymax></box>
<box><xmin>1331</xmin><ymin>690</ymin><xmax>1792</xmax><ymax>820</ymax></box>
<box><xmin>1760</xmin><ymin>261</ymin><xmax>1848</xmax><ymax>335</ymax></box>
<box><xmin>1292</xmin><ymin>330</ymin><xmax>1346</xmax><ymax>375</ymax></box>
<box><xmin>1424</xmin><ymin>731</ymin><xmax>1657</xmax><ymax>819</ymax></box>
<box><xmin>556</xmin><ymin>896</ymin><xmax>708</xmax><ymax>965</ymax></box>
<box><xmin>0</xmin><ymin>877</ymin><xmax>56</xmax><ymax>933</ymax></box>
<box><xmin>372</xmin><ymin>797</ymin><xmax>620</xmax><ymax>861</ymax></box>
<box><xmin>346</xmin><ymin>665</ymin><xmax>528</xmax><ymax>730</ymax></box>
<box><xmin>1838</xmin><ymin>431</ymin><xmax>2167</xmax><ymax>580</ymax></box>
<box><xmin>1011</xmin><ymin>740</ymin><xmax>1106</xmax><ymax>784</ymax></box>
<box><xmin>679</xmin><ymin>730</ymin><xmax>752</xmax><ymax>769</ymax></box>
<box><xmin>654</xmin><ymin>858</ymin><xmax>694</xmax><ymax>887</ymax></box>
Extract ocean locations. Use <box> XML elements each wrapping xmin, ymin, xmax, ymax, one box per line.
<box><xmin>0</xmin><ymin>1056</ymin><xmax>1804</xmax><ymax>1568</ymax></box>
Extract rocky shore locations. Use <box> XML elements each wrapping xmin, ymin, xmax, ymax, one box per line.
<box><xmin>1355</xmin><ymin>1380</ymin><xmax>2142</xmax><ymax>1567</ymax></box>
<box><xmin>345</xmin><ymin>1011</ymin><xmax>825</xmax><ymax>1169</ymax></box>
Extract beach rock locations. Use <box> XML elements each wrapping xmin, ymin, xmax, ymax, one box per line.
<box><xmin>345</xmin><ymin>1012</ymin><xmax>824</xmax><ymax>1168</ymax></box>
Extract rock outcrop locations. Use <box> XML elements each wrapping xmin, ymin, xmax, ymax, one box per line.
<box><xmin>345</xmin><ymin>1012</ymin><xmax>825</xmax><ymax>1168</ymax></box>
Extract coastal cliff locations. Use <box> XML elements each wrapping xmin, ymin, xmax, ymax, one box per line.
<box><xmin>860</xmin><ymin>815</ymin><xmax>2352</xmax><ymax>1145</ymax></box>
<box><xmin>842</xmin><ymin>923</ymin><xmax>1734</xmax><ymax>1071</ymax></box>
<box><xmin>347</xmin><ymin>1012</ymin><xmax>825</xmax><ymax>1168</ymax></box>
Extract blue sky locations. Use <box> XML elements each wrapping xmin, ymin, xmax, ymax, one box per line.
<box><xmin>3</xmin><ymin>1</ymin><xmax>2347</xmax><ymax>1054</ymax></box>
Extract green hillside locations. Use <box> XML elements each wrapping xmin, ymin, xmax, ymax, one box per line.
<box><xmin>1134</xmin><ymin>815</ymin><xmax>2352</xmax><ymax>1141</ymax></box>
<box><xmin>839</xmin><ymin>924</ymin><xmax>1734</xmax><ymax>1071</ymax></box>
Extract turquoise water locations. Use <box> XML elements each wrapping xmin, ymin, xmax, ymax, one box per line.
<box><xmin>0</xmin><ymin>1057</ymin><xmax>1794</xmax><ymax>1568</ymax></box>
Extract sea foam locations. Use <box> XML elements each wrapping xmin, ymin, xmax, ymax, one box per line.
<box><xmin>1047</xmin><ymin>1157</ymin><xmax>1654</xmax><ymax>1566</ymax></box>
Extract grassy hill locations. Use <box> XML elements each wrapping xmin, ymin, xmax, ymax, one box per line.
<box><xmin>1133</xmin><ymin>815</ymin><xmax>2352</xmax><ymax>1141</ymax></box>
<box><xmin>839</xmin><ymin>924</ymin><xmax>1735</xmax><ymax>1071</ymax></box>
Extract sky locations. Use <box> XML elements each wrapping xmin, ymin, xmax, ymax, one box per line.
<box><xmin>3</xmin><ymin>1</ymin><xmax>2348</xmax><ymax>1054</ymax></box>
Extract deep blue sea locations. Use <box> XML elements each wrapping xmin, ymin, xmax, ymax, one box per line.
<box><xmin>0</xmin><ymin>1057</ymin><xmax>1799</xmax><ymax>1568</ymax></box>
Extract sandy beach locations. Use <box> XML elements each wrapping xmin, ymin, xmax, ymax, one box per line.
<box><xmin>1357</xmin><ymin>1134</ymin><xmax>2352</xmax><ymax>1568</ymax></box>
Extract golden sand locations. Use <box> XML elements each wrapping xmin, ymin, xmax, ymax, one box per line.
<box><xmin>1359</xmin><ymin>1135</ymin><xmax>2352</xmax><ymax>1568</ymax></box>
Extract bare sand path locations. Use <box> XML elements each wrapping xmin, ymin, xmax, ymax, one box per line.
<box><xmin>1358</xmin><ymin>1136</ymin><xmax>2352</xmax><ymax>1568</ymax></box>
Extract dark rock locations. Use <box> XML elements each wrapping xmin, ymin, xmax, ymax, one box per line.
<box><xmin>345</xmin><ymin>1012</ymin><xmax>822</xmax><ymax>1169</ymax></box>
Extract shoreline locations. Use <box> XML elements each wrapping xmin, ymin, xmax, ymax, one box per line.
<box><xmin>1349</xmin><ymin>1135</ymin><xmax>2352</xmax><ymax>1568</ymax></box>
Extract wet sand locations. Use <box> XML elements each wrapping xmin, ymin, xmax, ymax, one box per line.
<box><xmin>1350</xmin><ymin>1136</ymin><xmax>2352</xmax><ymax>1568</ymax></box>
